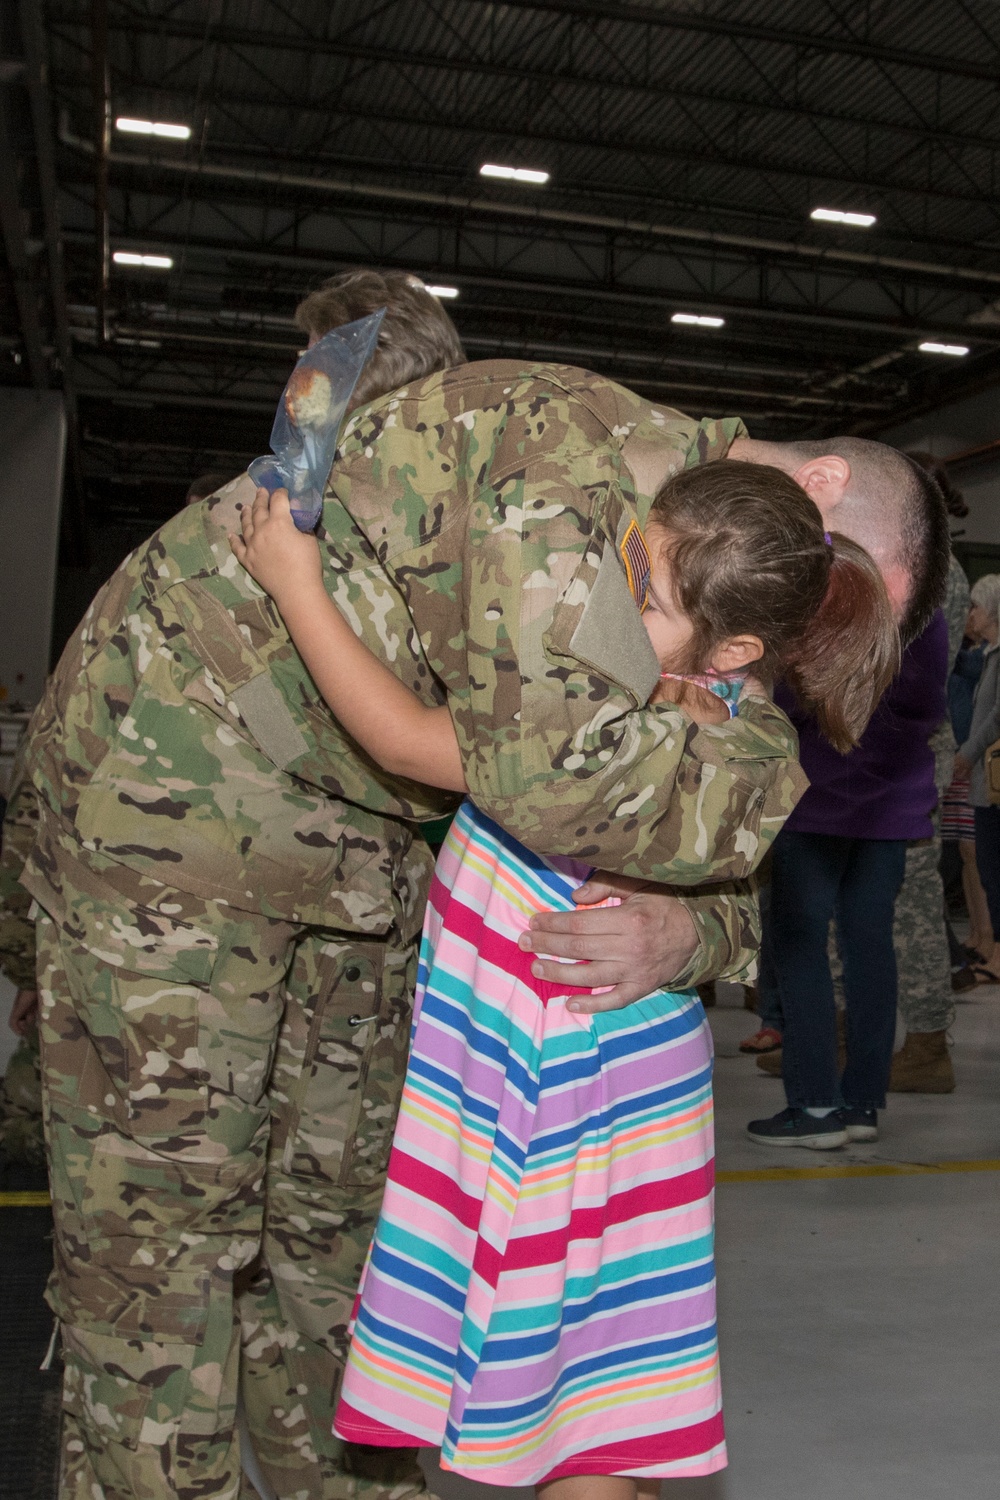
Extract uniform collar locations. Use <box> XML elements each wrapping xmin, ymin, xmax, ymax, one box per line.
<box><xmin>621</xmin><ymin>413</ymin><xmax>749</xmax><ymax>529</ymax></box>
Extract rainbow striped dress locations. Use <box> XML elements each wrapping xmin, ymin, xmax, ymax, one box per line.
<box><xmin>335</xmin><ymin>801</ymin><xmax>724</xmax><ymax>1485</ymax></box>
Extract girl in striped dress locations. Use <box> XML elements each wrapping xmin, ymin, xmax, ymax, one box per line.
<box><xmin>232</xmin><ymin>461</ymin><xmax>897</xmax><ymax>1496</ymax></box>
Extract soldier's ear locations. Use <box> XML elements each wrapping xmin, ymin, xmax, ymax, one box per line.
<box><xmin>710</xmin><ymin>634</ymin><xmax>763</xmax><ymax>673</ymax></box>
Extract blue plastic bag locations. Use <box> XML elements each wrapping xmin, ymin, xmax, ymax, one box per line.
<box><xmin>248</xmin><ymin>310</ymin><xmax>384</xmax><ymax>530</ymax></box>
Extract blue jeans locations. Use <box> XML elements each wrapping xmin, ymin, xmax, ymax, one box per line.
<box><xmin>769</xmin><ymin>831</ymin><xmax>907</xmax><ymax>1111</ymax></box>
<box><xmin>755</xmin><ymin>879</ymin><xmax>783</xmax><ymax>1032</ymax></box>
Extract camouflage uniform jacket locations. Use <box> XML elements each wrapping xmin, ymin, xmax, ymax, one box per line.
<box><xmin>3</xmin><ymin>361</ymin><xmax>805</xmax><ymax>987</ymax></box>
<box><xmin>320</xmin><ymin>360</ymin><xmax>804</xmax><ymax>881</ymax></box>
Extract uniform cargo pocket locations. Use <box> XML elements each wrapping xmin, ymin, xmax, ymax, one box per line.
<box><xmin>50</xmin><ymin>1143</ymin><xmax>266</xmax><ymax>1343</ymax></box>
<box><xmin>282</xmin><ymin>937</ymin><xmax>415</xmax><ymax>1189</ymax></box>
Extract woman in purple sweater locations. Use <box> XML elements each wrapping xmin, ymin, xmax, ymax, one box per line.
<box><xmin>748</xmin><ymin>612</ymin><xmax>949</xmax><ymax>1148</ymax></box>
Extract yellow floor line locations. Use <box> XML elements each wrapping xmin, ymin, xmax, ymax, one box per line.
<box><xmin>718</xmin><ymin>1157</ymin><xmax>1000</xmax><ymax>1183</ymax></box>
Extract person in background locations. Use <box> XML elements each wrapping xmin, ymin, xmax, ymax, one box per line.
<box><xmin>952</xmin><ymin>576</ymin><xmax>1000</xmax><ymax>985</ymax></box>
<box><xmin>749</xmin><ymin>452</ymin><xmax>965</xmax><ymax>1085</ymax></box>
<box><xmin>886</xmin><ymin>453</ymin><xmax>972</xmax><ymax>1091</ymax></box>
<box><xmin>739</xmin><ymin>877</ymin><xmax>783</xmax><ymax>1054</ymax></box>
<box><xmin>947</xmin><ymin>574</ymin><xmax>998</xmax><ymax>987</ymax></box>
<box><xmin>748</xmin><ymin>612</ymin><xmax>949</xmax><ymax>1149</ymax></box>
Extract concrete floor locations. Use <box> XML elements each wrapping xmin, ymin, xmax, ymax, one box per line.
<box><xmin>419</xmin><ymin>985</ymin><xmax>1000</xmax><ymax>1500</ymax></box>
<box><xmin>4</xmin><ymin>970</ymin><xmax>998</xmax><ymax>1498</ymax></box>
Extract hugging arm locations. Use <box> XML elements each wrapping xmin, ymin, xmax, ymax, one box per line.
<box><xmin>231</xmin><ymin>489</ymin><xmax>467</xmax><ymax>793</ymax></box>
<box><xmin>524</xmin><ymin>872</ymin><xmax>759</xmax><ymax>1011</ymax></box>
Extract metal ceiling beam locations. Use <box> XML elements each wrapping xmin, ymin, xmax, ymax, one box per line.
<box><xmin>46</xmin><ymin>21</ymin><xmax>1000</xmax><ymax>159</ymax></box>
<box><xmin>107</xmin><ymin>79</ymin><xmax>1000</xmax><ymax>218</ymax></box>
<box><xmin>86</xmin><ymin>314</ymin><xmax>889</xmax><ymax>409</ymax></box>
<box><xmin>0</xmin><ymin>87</ymin><xmax>48</xmax><ymax>388</ymax></box>
<box><xmin>21</xmin><ymin>2</ymin><xmax>75</xmax><ymax>386</ymax></box>
<box><xmin>60</xmin><ymin>123</ymin><xmax>1000</xmax><ymax>294</ymax></box>
<box><xmin>471</xmin><ymin>0</ymin><xmax>1000</xmax><ymax>83</ymax></box>
<box><xmin>63</xmin><ymin>222</ymin><xmax>1000</xmax><ymax>348</ymax></box>
<box><xmin>20</xmin><ymin>0</ymin><xmax>89</xmax><ymax>549</ymax></box>
<box><xmin>47</xmin><ymin>3</ymin><xmax>1000</xmax><ymax>86</ymax></box>
<box><xmin>89</xmin><ymin>0</ymin><xmax>109</xmax><ymax>344</ymax></box>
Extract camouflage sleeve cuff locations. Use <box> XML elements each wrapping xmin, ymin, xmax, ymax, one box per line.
<box><xmin>671</xmin><ymin>879</ymin><xmax>761</xmax><ymax>988</ymax></box>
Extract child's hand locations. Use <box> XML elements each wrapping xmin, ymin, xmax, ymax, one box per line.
<box><xmin>230</xmin><ymin>488</ymin><xmax>323</xmax><ymax>606</ymax></box>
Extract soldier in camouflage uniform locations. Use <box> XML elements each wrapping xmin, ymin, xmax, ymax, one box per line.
<box><xmin>1</xmin><ymin>374</ymin><xmax>793</xmax><ymax>1500</ymax></box>
<box><xmin>0</xmin><ymin>271</ymin><xmax>942</xmax><ymax>1498</ymax></box>
<box><xmin>890</xmin><ymin>554</ymin><xmax>970</xmax><ymax>1092</ymax></box>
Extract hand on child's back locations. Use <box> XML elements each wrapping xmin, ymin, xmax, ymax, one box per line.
<box><xmin>229</xmin><ymin>487</ymin><xmax>323</xmax><ymax>607</ymax></box>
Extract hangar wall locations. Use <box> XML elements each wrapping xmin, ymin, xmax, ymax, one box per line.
<box><xmin>0</xmin><ymin>390</ymin><xmax>65</xmax><ymax>713</ymax></box>
<box><xmin>879</xmin><ymin>386</ymin><xmax>1000</xmax><ymax>545</ymax></box>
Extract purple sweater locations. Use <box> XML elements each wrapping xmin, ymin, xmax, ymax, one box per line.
<box><xmin>776</xmin><ymin>610</ymin><xmax>949</xmax><ymax>841</ymax></box>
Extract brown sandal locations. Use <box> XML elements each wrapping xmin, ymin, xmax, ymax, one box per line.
<box><xmin>739</xmin><ymin>1026</ymin><xmax>783</xmax><ymax>1054</ymax></box>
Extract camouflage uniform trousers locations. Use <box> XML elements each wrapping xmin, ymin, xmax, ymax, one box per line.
<box><xmin>892</xmin><ymin>726</ymin><xmax>956</xmax><ymax>1036</ymax></box>
<box><xmin>34</xmin><ymin>870</ymin><xmax>425</xmax><ymax>1500</ymax></box>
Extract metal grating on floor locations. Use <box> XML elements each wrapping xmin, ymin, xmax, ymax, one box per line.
<box><xmin>0</xmin><ymin>1163</ymin><xmax>61</xmax><ymax>1500</ymax></box>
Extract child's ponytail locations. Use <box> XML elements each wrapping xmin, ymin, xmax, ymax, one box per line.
<box><xmin>780</xmin><ymin>533</ymin><xmax>900</xmax><ymax>753</ymax></box>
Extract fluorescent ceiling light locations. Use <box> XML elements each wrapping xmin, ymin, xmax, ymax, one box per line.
<box><xmin>480</xmin><ymin>162</ymin><xmax>550</xmax><ymax>185</ymax></box>
<box><xmin>671</xmin><ymin>312</ymin><xmax>725</xmax><ymax>328</ymax></box>
<box><xmin>425</xmin><ymin>284</ymin><xmax>459</xmax><ymax>299</ymax></box>
<box><xmin>116</xmin><ymin>116</ymin><xmax>191</xmax><ymax>140</ymax></box>
<box><xmin>113</xmin><ymin>250</ymin><xmax>174</xmax><ymax>269</ymax></box>
<box><xmin>811</xmin><ymin>207</ymin><xmax>877</xmax><ymax>227</ymax></box>
<box><xmin>918</xmin><ymin>341</ymin><xmax>969</xmax><ymax>357</ymax></box>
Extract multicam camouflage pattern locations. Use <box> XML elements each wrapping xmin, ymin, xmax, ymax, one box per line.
<box><xmin>0</xmin><ymin>360</ymin><xmax>809</xmax><ymax>1495</ymax></box>
<box><xmin>893</xmin><ymin>562</ymin><xmax>966</xmax><ymax>1038</ymax></box>
<box><xmin>0</xmin><ymin>735</ymin><xmax>45</xmax><ymax>1166</ymax></box>
<box><xmin>943</xmin><ymin>553</ymin><xmax>972</xmax><ymax>669</ymax></box>
<box><xmin>37</xmin><ymin>863</ymin><xmax>424</xmax><ymax>1500</ymax></box>
<box><xmin>672</xmin><ymin>875</ymin><xmax>762</xmax><ymax>986</ymax></box>
<box><xmin>0</xmin><ymin>732</ymin><xmax>41</xmax><ymax>990</ymax></box>
<box><xmin>893</xmin><ymin>720</ymin><xmax>956</xmax><ymax>1036</ymax></box>
<box><xmin>323</xmin><ymin>360</ymin><xmax>805</xmax><ymax>887</ymax></box>
<box><xmin>0</xmin><ymin>1030</ymin><xmax>44</xmax><ymax>1166</ymax></box>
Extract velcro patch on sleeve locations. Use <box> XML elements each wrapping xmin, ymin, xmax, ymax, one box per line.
<box><xmin>619</xmin><ymin>519</ymin><xmax>651</xmax><ymax>613</ymax></box>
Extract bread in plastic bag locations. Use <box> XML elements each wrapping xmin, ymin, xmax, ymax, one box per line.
<box><xmin>248</xmin><ymin>309</ymin><xmax>384</xmax><ymax>531</ymax></box>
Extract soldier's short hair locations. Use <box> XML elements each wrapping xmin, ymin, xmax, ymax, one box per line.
<box><xmin>294</xmin><ymin>268</ymin><xmax>466</xmax><ymax>409</ymax></box>
<box><xmin>185</xmin><ymin>472</ymin><xmax>234</xmax><ymax>504</ymax></box>
<box><xmin>781</xmin><ymin>437</ymin><xmax>950</xmax><ymax>646</ymax></box>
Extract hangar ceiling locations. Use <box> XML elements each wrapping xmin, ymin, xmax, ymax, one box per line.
<box><xmin>3</xmin><ymin>0</ymin><xmax>1000</xmax><ymax>537</ymax></box>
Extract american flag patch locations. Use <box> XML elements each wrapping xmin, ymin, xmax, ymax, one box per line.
<box><xmin>619</xmin><ymin>519</ymin><xmax>651</xmax><ymax>612</ymax></box>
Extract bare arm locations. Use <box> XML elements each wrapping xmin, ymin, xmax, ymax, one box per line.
<box><xmin>231</xmin><ymin>488</ymin><xmax>467</xmax><ymax>792</ymax></box>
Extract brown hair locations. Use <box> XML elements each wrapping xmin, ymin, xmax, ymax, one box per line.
<box><xmin>294</xmin><ymin>267</ymin><xmax>466</xmax><ymax>408</ymax></box>
<box><xmin>649</xmin><ymin>461</ymin><xmax>901</xmax><ymax>751</ymax></box>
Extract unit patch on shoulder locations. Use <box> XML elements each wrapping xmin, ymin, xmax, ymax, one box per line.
<box><xmin>619</xmin><ymin>518</ymin><xmax>651</xmax><ymax>612</ymax></box>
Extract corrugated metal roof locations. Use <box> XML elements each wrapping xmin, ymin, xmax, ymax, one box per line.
<box><xmin>6</xmin><ymin>0</ymin><xmax>1000</xmax><ymax>514</ymax></box>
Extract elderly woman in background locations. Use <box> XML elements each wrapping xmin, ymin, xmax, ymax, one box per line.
<box><xmin>953</xmin><ymin>573</ymin><xmax>1000</xmax><ymax>986</ymax></box>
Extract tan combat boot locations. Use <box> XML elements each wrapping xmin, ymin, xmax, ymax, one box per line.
<box><xmin>888</xmin><ymin>1030</ymin><xmax>955</xmax><ymax>1093</ymax></box>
